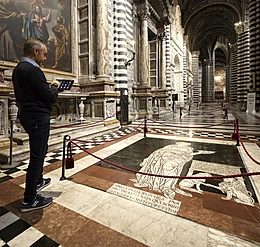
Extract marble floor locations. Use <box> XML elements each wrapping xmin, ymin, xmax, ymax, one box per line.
<box><xmin>0</xmin><ymin>103</ymin><xmax>260</xmax><ymax>247</ymax></box>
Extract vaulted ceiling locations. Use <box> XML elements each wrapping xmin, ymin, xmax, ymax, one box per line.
<box><xmin>135</xmin><ymin>0</ymin><xmax>249</xmax><ymax>65</ymax></box>
<box><xmin>178</xmin><ymin>0</ymin><xmax>248</xmax><ymax>52</ymax></box>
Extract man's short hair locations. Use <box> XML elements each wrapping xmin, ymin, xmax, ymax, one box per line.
<box><xmin>23</xmin><ymin>37</ymin><xmax>46</xmax><ymax>56</ymax></box>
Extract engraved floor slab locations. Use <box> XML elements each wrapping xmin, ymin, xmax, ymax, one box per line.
<box><xmin>107</xmin><ymin>183</ymin><xmax>181</xmax><ymax>215</ymax></box>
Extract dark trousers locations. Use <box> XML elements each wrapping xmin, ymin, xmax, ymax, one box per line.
<box><xmin>19</xmin><ymin>113</ymin><xmax>50</xmax><ymax>203</ymax></box>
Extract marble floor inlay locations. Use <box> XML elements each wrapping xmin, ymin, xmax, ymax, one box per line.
<box><xmin>1</xmin><ymin>103</ymin><xmax>260</xmax><ymax>246</ymax></box>
<box><xmin>107</xmin><ymin>183</ymin><xmax>181</xmax><ymax>215</ymax></box>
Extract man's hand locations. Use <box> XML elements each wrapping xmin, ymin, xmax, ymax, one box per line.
<box><xmin>50</xmin><ymin>80</ymin><xmax>60</xmax><ymax>87</ymax></box>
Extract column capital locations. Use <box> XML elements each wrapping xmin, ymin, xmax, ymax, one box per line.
<box><xmin>192</xmin><ymin>51</ymin><xmax>200</xmax><ymax>57</ymax></box>
<box><xmin>138</xmin><ymin>6</ymin><xmax>150</xmax><ymax>21</ymax></box>
<box><xmin>132</xmin><ymin>5</ymin><xmax>139</xmax><ymax>22</ymax></box>
<box><xmin>157</xmin><ymin>32</ymin><xmax>166</xmax><ymax>40</ymax></box>
<box><xmin>157</xmin><ymin>26</ymin><xmax>167</xmax><ymax>40</ymax></box>
<box><xmin>234</xmin><ymin>21</ymin><xmax>249</xmax><ymax>35</ymax></box>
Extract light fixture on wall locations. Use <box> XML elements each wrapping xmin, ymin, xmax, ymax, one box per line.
<box><xmin>125</xmin><ymin>51</ymin><xmax>136</xmax><ymax>67</ymax></box>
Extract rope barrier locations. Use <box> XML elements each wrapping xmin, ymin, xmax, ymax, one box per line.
<box><xmin>233</xmin><ymin>119</ymin><xmax>260</xmax><ymax>165</ymax></box>
<box><xmin>68</xmin><ymin>139</ymin><xmax>260</xmax><ymax>180</ymax></box>
<box><xmin>60</xmin><ymin>114</ymin><xmax>260</xmax><ymax>181</ymax></box>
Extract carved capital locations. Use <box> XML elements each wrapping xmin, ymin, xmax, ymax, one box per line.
<box><xmin>138</xmin><ymin>7</ymin><xmax>150</xmax><ymax>21</ymax></box>
<box><xmin>234</xmin><ymin>21</ymin><xmax>249</xmax><ymax>35</ymax></box>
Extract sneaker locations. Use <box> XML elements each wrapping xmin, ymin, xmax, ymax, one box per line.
<box><xmin>36</xmin><ymin>178</ymin><xmax>51</xmax><ymax>192</ymax></box>
<box><xmin>21</xmin><ymin>194</ymin><xmax>53</xmax><ymax>213</ymax></box>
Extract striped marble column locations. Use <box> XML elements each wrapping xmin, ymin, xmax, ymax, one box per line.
<box><xmin>249</xmin><ymin>0</ymin><xmax>260</xmax><ymax>110</ymax></box>
<box><xmin>165</xmin><ymin>25</ymin><xmax>171</xmax><ymax>91</ymax></box>
<box><xmin>182</xmin><ymin>37</ymin><xmax>188</xmax><ymax>103</ymax></box>
<box><xmin>192</xmin><ymin>51</ymin><xmax>200</xmax><ymax>103</ymax></box>
<box><xmin>230</xmin><ymin>44</ymin><xmax>238</xmax><ymax>104</ymax></box>
<box><xmin>234</xmin><ymin>21</ymin><xmax>250</xmax><ymax>110</ymax></box>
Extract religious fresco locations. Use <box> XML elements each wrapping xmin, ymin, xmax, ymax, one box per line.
<box><xmin>0</xmin><ymin>0</ymin><xmax>72</xmax><ymax>72</ymax></box>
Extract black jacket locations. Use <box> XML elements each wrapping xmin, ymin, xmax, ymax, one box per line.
<box><xmin>12</xmin><ymin>61</ymin><xmax>58</xmax><ymax>115</ymax></box>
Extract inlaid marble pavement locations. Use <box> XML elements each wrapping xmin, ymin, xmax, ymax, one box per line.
<box><xmin>1</xmin><ymin>103</ymin><xmax>260</xmax><ymax>246</ymax></box>
<box><xmin>71</xmin><ymin>134</ymin><xmax>260</xmax><ymax>245</ymax></box>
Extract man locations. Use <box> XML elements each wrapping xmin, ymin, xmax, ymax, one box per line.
<box><xmin>12</xmin><ymin>37</ymin><xmax>60</xmax><ymax>212</ymax></box>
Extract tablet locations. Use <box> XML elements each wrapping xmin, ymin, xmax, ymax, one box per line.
<box><xmin>57</xmin><ymin>79</ymin><xmax>74</xmax><ymax>90</ymax></box>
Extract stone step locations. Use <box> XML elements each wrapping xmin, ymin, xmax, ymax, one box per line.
<box><xmin>1</xmin><ymin>120</ymin><xmax>120</xmax><ymax>167</ymax></box>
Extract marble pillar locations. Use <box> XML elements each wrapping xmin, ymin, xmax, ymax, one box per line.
<box><xmin>96</xmin><ymin>0</ymin><xmax>110</xmax><ymax>80</ymax></box>
<box><xmin>80</xmin><ymin>0</ymin><xmax>119</xmax><ymax>122</ymax></box>
<box><xmin>139</xmin><ymin>8</ymin><xmax>149</xmax><ymax>86</ymax></box>
<box><xmin>208</xmin><ymin>59</ymin><xmax>215</xmax><ymax>101</ymax></box>
<box><xmin>160</xmin><ymin>33</ymin><xmax>167</xmax><ymax>89</ymax></box>
<box><xmin>192</xmin><ymin>51</ymin><xmax>200</xmax><ymax>103</ymax></box>
<box><xmin>234</xmin><ymin>21</ymin><xmax>250</xmax><ymax>110</ymax></box>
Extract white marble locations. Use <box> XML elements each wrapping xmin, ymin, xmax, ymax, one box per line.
<box><xmin>0</xmin><ymin>238</ymin><xmax>6</xmax><ymax>246</ymax></box>
<box><xmin>87</xmin><ymin>192</ymin><xmax>208</xmax><ymax>247</ymax></box>
<box><xmin>52</xmin><ymin>181</ymin><xmax>110</xmax><ymax>215</ymax></box>
<box><xmin>238</xmin><ymin>142</ymin><xmax>260</xmax><ymax>202</ymax></box>
<box><xmin>207</xmin><ymin>228</ymin><xmax>260</xmax><ymax>247</ymax></box>
<box><xmin>0</xmin><ymin>173</ymin><xmax>7</xmax><ymax>178</ymax></box>
<box><xmin>7</xmin><ymin>171</ymin><xmax>26</xmax><ymax>178</ymax></box>
<box><xmin>8</xmin><ymin>227</ymin><xmax>43</xmax><ymax>247</ymax></box>
<box><xmin>0</xmin><ymin>212</ymin><xmax>19</xmax><ymax>231</ymax></box>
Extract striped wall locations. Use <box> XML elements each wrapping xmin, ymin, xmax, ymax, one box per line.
<box><xmin>236</xmin><ymin>22</ymin><xmax>250</xmax><ymax>109</ymax></box>
<box><xmin>109</xmin><ymin>0</ymin><xmax>134</xmax><ymax>91</ymax></box>
<box><xmin>182</xmin><ymin>42</ymin><xmax>187</xmax><ymax>103</ymax></box>
<box><xmin>230</xmin><ymin>44</ymin><xmax>238</xmax><ymax>103</ymax></box>
<box><xmin>165</xmin><ymin>25</ymin><xmax>172</xmax><ymax>91</ymax></box>
<box><xmin>249</xmin><ymin>0</ymin><xmax>260</xmax><ymax>110</ymax></box>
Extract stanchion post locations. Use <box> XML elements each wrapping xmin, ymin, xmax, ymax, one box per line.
<box><xmin>60</xmin><ymin>135</ymin><xmax>71</xmax><ymax>180</ymax></box>
<box><xmin>235</xmin><ymin>118</ymin><xmax>240</xmax><ymax>146</ymax></box>
<box><xmin>9</xmin><ymin>120</ymin><xmax>14</xmax><ymax>166</ymax></box>
<box><xmin>224</xmin><ymin>106</ymin><xmax>228</xmax><ymax>119</ymax></box>
<box><xmin>144</xmin><ymin>116</ymin><xmax>147</xmax><ymax>137</ymax></box>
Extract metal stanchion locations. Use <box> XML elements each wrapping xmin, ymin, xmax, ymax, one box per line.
<box><xmin>235</xmin><ymin>118</ymin><xmax>240</xmax><ymax>146</ymax></box>
<box><xmin>157</xmin><ymin>98</ymin><xmax>160</xmax><ymax>119</ymax></box>
<box><xmin>144</xmin><ymin>116</ymin><xmax>147</xmax><ymax>137</ymax></box>
<box><xmin>232</xmin><ymin>118</ymin><xmax>240</xmax><ymax>146</ymax></box>
<box><xmin>60</xmin><ymin>135</ymin><xmax>71</xmax><ymax>180</ymax></box>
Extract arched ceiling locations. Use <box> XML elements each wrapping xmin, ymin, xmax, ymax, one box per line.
<box><xmin>134</xmin><ymin>0</ymin><xmax>248</xmax><ymax>64</ymax></box>
<box><xmin>177</xmin><ymin>0</ymin><xmax>249</xmax><ymax>53</ymax></box>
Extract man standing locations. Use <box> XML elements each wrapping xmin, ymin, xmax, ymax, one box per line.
<box><xmin>12</xmin><ymin>37</ymin><xmax>60</xmax><ymax>212</ymax></box>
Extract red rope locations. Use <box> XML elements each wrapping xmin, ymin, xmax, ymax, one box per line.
<box><xmin>65</xmin><ymin>117</ymin><xmax>260</xmax><ymax>180</ymax></box>
<box><xmin>70</xmin><ymin>140</ymin><xmax>260</xmax><ymax>180</ymax></box>
<box><xmin>233</xmin><ymin>120</ymin><xmax>260</xmax><ymax>165</ymax></box>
